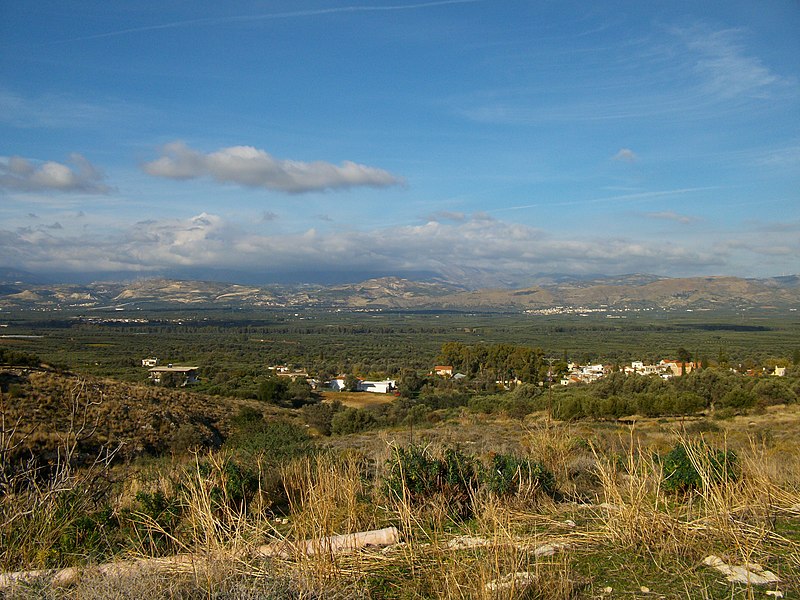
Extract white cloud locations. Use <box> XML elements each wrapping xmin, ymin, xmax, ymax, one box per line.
<box><xmin>0</xmin><ymin>154</ymin><xmax>112</xmax><ymax>194</ymax></box>
<box><xmin>2</xmin><ymin>212</ymin><xmax>738</xmax><ymax>279</ymax></box>
<box><xmin>679</xmin><ymin>27</ymin><xmax>784</xmax><ymax>99</ymax></box>
<box><xmin>612</xmin><ymin>148</ymin><xmax>637</xmax><ymax>163</ymax></box>
<box><xmin>428</xmin><ymin>210</ymin><xmax>466</xmax><ymax>222</ymax></box>
<box><xmin>143</xmin><ymin>141</ymin><xmax>403</xmax><ymax>193</ymax></box>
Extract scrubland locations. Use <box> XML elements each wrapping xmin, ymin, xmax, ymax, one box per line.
<box><xmin>1</xmin><ymin>371</ymin><xmax>798</xmax><ymax>599</ymax></box>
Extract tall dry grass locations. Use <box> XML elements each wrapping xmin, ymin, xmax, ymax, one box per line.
<box><xmin>3</xmin><ymin>410</ymin><xmax>800</xmax><ymax>599</ymax></box>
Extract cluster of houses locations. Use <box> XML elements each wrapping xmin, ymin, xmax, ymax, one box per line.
<box><xmin>267</xmin><ymin>365</ymin><xmax>397</xmax><ymax>394</ymax></box>
<box><xmin>141</xmin><ymin>356</ymin><xmax>789</xmax><ymax>392</ymax></box>
<box><xmin>432</xmin><ymin>359</ymin><xmax>789</xmax><ymax>389</ymax></box>
<box><xmin>561</xmin><ymin>360</ymin><xmax>788</xmax><ymax>385</ymax></box>
<box><xmin>558</xmin><ymin>360</ymin><xmax>697</xmax><ymax>385</ymax></box>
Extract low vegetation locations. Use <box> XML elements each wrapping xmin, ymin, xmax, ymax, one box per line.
<box><xmin>1</xmin><ymin>373</ymin><xmax>799</xmax><ymax>598</ymax></box>
<box><xmin>1</xmin><ymin>310</ymin><xmax>799</xmax><ymax>597</ymax></box>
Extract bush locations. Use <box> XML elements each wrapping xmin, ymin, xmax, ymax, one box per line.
<box><xmin>224</xmin><ymin>417</ymin><xmax>313</xmax><ymax>463</ymax></box>
<box><xmin>752</xmin><ymin>378</ymin><xmax>797</xmax><ymax>407</ymax></box>
<box><xmin>257</xmin><ymin>377</ymin><xmax>289</xmax><ymax>404</ymax></box>
<box><xmin>662</xmin><ymin>442</ymin><xmax>738</xmax><ymax>493</ymax></box>
<box><xmin>383</xmin><ymin>445</ymin><xmax>481</xmax><ymax>520</ymax></box>
<box><xmin>718</xmin><ymin>387</ymin><xmax>755</xmax><ymax>410</ymax></box>
<box><xmin>0</xmin><ymin>348</ymin><xmax>40</xmax><ymax>367</ymax></box>
<box><xmin>331</xmin><ymin>407</ymin><xmax>377</xmax><ymax>435</ymax></box>
<box><xmin>302</xmin><ymin>400</ymin><xmax>343</xmax><ymax>435</ymax></box>
<box><xmin>485</xmin><ymin>453</ymin><xmax>555</xmax><ymax>498</ymax></box>
<box><xmin>468</xmin><ymin>394</ymin><xmax>503</xmax><ymax>414</ymax></box>
<box><xmin>169</xmin><ymin>421</ymin><xmax>216</xmax><ymax>453</ymax></box>
<box><xmin>197</xmin><ymin>458</ymin><xmax>260</xmax><ymax>509</ymax></box>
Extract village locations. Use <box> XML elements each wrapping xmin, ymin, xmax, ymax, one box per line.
<box><xmin>141</xmin><ymin>355</ymin><xmax>789</xmax><ymax>392</ymax></box>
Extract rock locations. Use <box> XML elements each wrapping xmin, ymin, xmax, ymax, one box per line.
<box><xmin>640</xmin><ymin>586</ymin><xmax>650</xmax><ymax>592</ymax></box>
<box><xmin>532</xmin><ymin>542</ymin><xmax>568</xmax><ymax>557</ymax></box>
<box><xmin>485</xmin><ymin>572</ymin><xmax>535</xmax><ymax>592</ymax></box>
<box><xmin>447</xmin><ymin>535</ymin><xmax>490</xmax><ymax>550</ymax></box>
<box><xmin>703</xmin><ymin>555</ymin><xmax>780</xmax><ymax>585</ymax></box>
<box><xmin>765</xmin><ymin>591</ymin><xmax>783</xmax><ymax>598</ymax></box>
<box><xmin>563</xmin><ymin>519</ymin><xmax>576</xmax><ymax>528</ymax></box>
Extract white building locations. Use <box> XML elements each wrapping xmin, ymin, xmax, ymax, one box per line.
<box><xmin>358</xmin><ymin>380</ymin><xmax>397</xmax><ymax>394</ymax></box>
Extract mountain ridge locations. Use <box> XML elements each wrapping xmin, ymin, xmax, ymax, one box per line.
<box><xmin>0</xmin><ymin>272</ymin><xmax>798</xmax><ymax>313</ymax></box>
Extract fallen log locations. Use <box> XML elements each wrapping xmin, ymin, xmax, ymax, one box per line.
<box><xmin>0</xmin><ymin>526</ymin><xmax>400</xmax><ymax>590</ymax></box>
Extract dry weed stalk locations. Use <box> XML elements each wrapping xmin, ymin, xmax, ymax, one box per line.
<box><xmin>279</xmin><ymin>452</ymin><xmax>378</xmax><ymax>591</ymax></box>
<box><xmin>523</xmin><ymin>422</ymin><xmax>580</xmax><ymax>495</ymax></box>
<box><xmin>680</xmin><ymin>433</ymin><xmax>800</xmax><ymax>566</ymax></box>
<box><xmin>0</xmin><ymin>383</ymin><xmax>120</xmax><ymax>570</ymax></box>
<box><xmin>589</xmin><ymin>427</ymin><xmax>704</xmax><ymax>570</ymax></box>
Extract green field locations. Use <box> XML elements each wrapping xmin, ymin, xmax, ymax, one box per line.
<box><xmin>1</xmin><ymin>309</ymin><xmax>798</xmax><ymax>386</ymax></box>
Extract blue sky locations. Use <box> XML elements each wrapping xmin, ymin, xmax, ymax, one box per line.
<box><xmin>1</xmin><ymin>0</ymin><xmax>798</xmax><ymax>285</ymax></box>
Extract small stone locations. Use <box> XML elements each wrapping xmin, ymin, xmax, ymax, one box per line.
<box><xmin>563</xmin><ymin>519</ymin><xmax>576</xmax><ymax>527</ymax></box>
<box><xmin>447</xmin><ymin>535</ymin><xmax>490</xmax><ymax>549</ymax></box>
<box><xmin>533</xmin><ymin>541</ymin><xmax>568</xmax><ymax>556</ymax></box>
<box><xmin>640</xmin><ymin>586</ymin><xmax>650</xmax><ymax>593</ymax></box>
<box><xmin>485</xmin><ymin>572</ymin><xmax>535</xmax><ymax>592</ymax></box>
<box><xmin>602</xmin><ymin>586</ymin><xmax>613</xmax><ymax>594</ymax></box>
<box><xmin>765</xmin><ymin>592</ymin><xmax>783</xmax><ymax>599</ymax></box>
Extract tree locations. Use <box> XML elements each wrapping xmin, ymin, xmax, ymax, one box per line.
<box><xmin>258</xmin><ymin>377</ymin><xmax>289</xmax><ymax>404</ymax></box>
<box><xmin>398</xmin><ymin>369</ymin><xmax>425</xmax><ymax>398</ymax></box>
<box><xmin>677</xmin><ymin>347</ymin><xmax>692</xmax><ymax>376</ymax></box>
<box><xmin>344</xmin><ymin>374</ymin><xmax>360</xmax><ymax>392</ymax></box>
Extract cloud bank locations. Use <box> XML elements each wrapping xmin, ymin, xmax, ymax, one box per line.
<box><xmin>2</xmin><ymin>212</ymin><xmax>749</xmax><ymax>282</ymax></box>
<box><xmin>143</xmin><ymin>141</ymin><xmax>403</xmax><ymax>193</ymax></box>
<box><xmin>0</xmin><ymin>154</ymin><xmax>111</xmax><ymax>194</ymax></box>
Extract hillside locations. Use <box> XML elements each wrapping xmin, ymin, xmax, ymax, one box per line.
<box><xmin>0</xmin><ymin>272</ymin><xmax>799</xmax><ymax>312</ymax></box>
<box><xmin>0</xmin><ymin>368</ymin><xmax>278</xmax><ymax>461</ymax></box>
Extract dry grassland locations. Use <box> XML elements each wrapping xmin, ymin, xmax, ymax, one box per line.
<box><xmin>2</xmin><ymin>383</ymin><xmax>799</xmax><ymax>599</ymax></box>
<box><xmin>320</xmin><ymin>390</ymin><xmax>396</xmax><ymax>409</ymax></box>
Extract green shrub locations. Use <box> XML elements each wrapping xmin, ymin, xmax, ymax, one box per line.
<box><xmin>752</xmin><ymin>378</ymin><xmax>797</xmax><ymax>406</ymax></box>
<box><xmin>505</xmin><ymin>397</ymin><xmax>535</xmax><ymax>420</ymax></box>
<box><xmin>485</xmin><ymin>453</ymin><xmax>555</xmax><ymax>498</ymax></box>
<box><xmin>467</xmin><ymin>394</ymin><xmax>502</xmax><ymax>414</ymax></box>
<box><xmin>224</xmin><ymin>418</ymin><xmax>313</xmax><ymax>462</ymax></box>
<box><xmin>331</xmin><ymin>407</ymin><xmax>377</xmax><ymax>435</ymax></box>
<box><xmin>383</xmin><ymin>445</ymin><xmax>481</xmax><ymax>520</ymax></box>
<box><xmin>128</xmin><ymin>490</ymin><xmax>182</xmax><ymax>555</ymax></box>
<box><xmin>719</xmin><ymin>388</ymin><xmax>755</xmax><ymax>410</ymax></box>
<box><xmin>198</xmin><ymin>459</ymin><xmax>260</xmax><ymax>508</ymax></box>
<box><xmin>661</xmin><ymin>442</ymin><xmax>738</xmax><ymax>493</ymax></box>
<box><xmin>257</xmin><ymin>377</ymin><xmax>289</xmax><ymax>404</ymax></box>
<box><xmin>302</xmin><ymin>399</ymin><xmax>343</xmax><ymax>435</ymax></box>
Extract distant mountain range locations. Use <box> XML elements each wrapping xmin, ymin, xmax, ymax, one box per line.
<box><xmin>0</xmin><ymin>270</ymin><xmax>798</xmax><ymax>313</ymax></box>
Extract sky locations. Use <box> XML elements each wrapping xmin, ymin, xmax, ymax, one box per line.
<box><xmin>1</xmin><ymin>0</ymin><xmax>798</xmax><ymax>286</ymax></box>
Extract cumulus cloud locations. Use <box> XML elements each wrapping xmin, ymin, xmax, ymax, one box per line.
<box><xmin>0</xmin><ymin>154</ymin><xmax>112</xmax><ymax>194</ymax></box>
<box><xmin>644</xmin><ymin>211</ymin><xmax>696</xmax><ymax>225</ymax></box>
<box><xmin>612</xmin><ymin>148</ymin><xmax>638</xmax><ymax>163</ymax></box>
<box><xmin>143</xmin><ymin>141</ymin><xmax>403</xmax><ymax>193</ymax></box>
